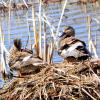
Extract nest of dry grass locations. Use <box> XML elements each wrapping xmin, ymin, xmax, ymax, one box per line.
<box><xmin>0</xmin><ymin>59</ymin><xmax>100</xmax><ymax>100</ymax></box>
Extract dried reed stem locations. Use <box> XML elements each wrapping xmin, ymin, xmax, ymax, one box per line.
<box><xmin>87</xmin><ymin>16</ymin><xmax>92</xmax><ymax>52</ymax></box>
<box><xmin>90</xmin><ymin>40</ymin><xmax>98</xmax><ymax>58</ymax></box>
<box><xmin>39</xmin><ymin>0</ymin><xmax>42</xmax><ymax>58</ymax></box>
<box><xmin>56</xmin><ymin>0</ymin><xmax>68</xmax><ymax>36</ymax></box>
<box><xmin>82</xmin><ymin>88</ymin><xmax>96</xmax><ymax>100</ymax></box>
<box><xmin>43</xmin><ymin>17</ymin><xmax>47</xmax><ymax>63</ymax></box>
<box><xmin>47</xmin><ymin>40</ymin><xmax>54</xmax><ymax>64</ymax></box>
<box><xmin>8</xmin><ymin>0</ymin><xmax>12</xmax><ymax>49</ymax></box>
<box><xmin>0</xmin><ymin>23</ymin><xmax>10</xmax><ymax>76</ymax></box>
<box><xmin>32</xmin><ymin>5</ymin><xmax>39</xmax><ymax>56</ymax></box>
<box><xmin>87</xmin><ymin>16</ymin><xmax>98</xmax><ymax>58</ymax></box>
<box><xmin>26</xmin><ymin>11</ymin><xmax>31</xmax><ymax>49</ymax></box>
<box><xmin>43</xmin><ymin>14</ymin><xmax>56</xmax><ymax>39</ymax></box>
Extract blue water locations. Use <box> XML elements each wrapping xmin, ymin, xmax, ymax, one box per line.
<box><xmin>0</xmin><ymin>73</ymin><xmax>4</xmax><ymax>89</ymax></box>
<box><xmin>0</xmin><ymin>79</ymin><xmax>4</xmax><ymax>89</ymax></box>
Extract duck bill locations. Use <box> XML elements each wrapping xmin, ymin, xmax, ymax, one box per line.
<box><xmin>55</xmin><ymin>36</ymin><xmax>62</xmax><ymax>50</ymax></box>
<box><xmin>59</xmin><ymin>32</ymin><xmax>67</xmax><ymax>40</ymax></box>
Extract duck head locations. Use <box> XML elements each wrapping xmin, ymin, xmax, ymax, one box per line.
<box><xmin>56</xmin><ymin>26</ymin><xmax>75</xmax><ymax>50</ymax></box>
<box><xmin>14</xmin><ymin>38</ymin><xmax>22</xmax><ymax>51</ymax></box>
<box><xmin>59</xmin><ymin>26</ymin><xmax>75</xmax><ymax>41</ymax></box>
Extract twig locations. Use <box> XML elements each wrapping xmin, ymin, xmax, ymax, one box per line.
<box><xmin>82</xmin><ymin>88</ymin><xmax>96</xmax><ymax>100</ymax></box>
<box><xmin>43</xmin><ymin>86</ymin><xmax>48</xmax><ymax>100</ymax></box>
<box><xmin>93</xmin><ymin>90</ymin><xmax>100</xmax><ymax>98</ymax></box>
<box><xmin>22</xmin><ymin>0</ymin><xmax>28</xmax><ymax>8</ymax></box>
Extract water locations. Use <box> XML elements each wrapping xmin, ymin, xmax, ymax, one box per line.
<box><xmin>0</xmin><ymin>74</ymin><xmax>4</xmax><ymax>89</ymax></box>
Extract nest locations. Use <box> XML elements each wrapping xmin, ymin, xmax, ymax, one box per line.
<box><xmin>0</xmin><ymin>59</ymin><xmax>100</xmax><ymax>100</ymax></box>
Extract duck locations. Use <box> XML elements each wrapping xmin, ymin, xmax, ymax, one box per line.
<box><xmin>8</xmin><ymin>38</ymin><xmax>32</xmax><ymax>66</ymax></box>
<box><xmin>57</xmin><ymin>26</ymin><xmax>91</xmax><ymax>61</ymax></box>
<box><xmin>8</xmin><ymin>38</ymin><xmax>43</xmax><ymax>73</ymax></box>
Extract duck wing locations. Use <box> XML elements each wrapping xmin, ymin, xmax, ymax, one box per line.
<box><xmin>59</xmin><ymin>45</ymin><xmax>90</xmax><ymax>60</ymax></box>
<box><xmin>58</xmin><ymin>37</ymin><xmax>91</xmax><ymax>60</ymax></box>
<box><xmin>76</xmin><ymin>46</ymin><xmax>91</xmax><ymax>57</ymax></box>
<box><xmin>60</xmin><ymin>37</ymin><xmax>86</xmax><ymax>47</ymax></box>
<box><xmin>16</xmin><ymin>56</ymin><xmax>43</xmax><ymax>68</ymax></box>
<box><xmin>9</xmin><ymin>51</ymin><xmax>32</xmax><ymax>67</ymax></box>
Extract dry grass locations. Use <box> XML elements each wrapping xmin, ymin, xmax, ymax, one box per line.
<box><xmin>0</xmin><ymin>59</ymin><xmax>100</xmax><ymax>100</ymax></box>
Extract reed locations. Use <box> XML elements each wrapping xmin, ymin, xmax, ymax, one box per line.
<box><xmin>43</xmin><ymin>14</ymin><xmax>56</xmax><ymax>41</ymax></box>
<box><xmin>81</xmin><ymin>3</ymin><xmax>99</xmax><ymax>58</ymax></box>
<box><xmin>8</xmin><ymin>0</ymin><xmax>12</xmax><ymax>49</ymax></box>
<box><xmin>47</xmin><ymin>40</ymin><xmax>54</xmax><ymax>64</ymax></box>
<box><xmin>32</xmin><ymin>5</ymin><xmax>39</xmax><ymax>56</ymax></box>
<box><xmin>0</xmin><ymin>22</ymin><xmax>10</xmax><ymax>78</ymax></box>
<box><xmin>26</xmin><ymin>11</ymin><xmax>31</xmax><ymax>49</ymax></box>
<box><xmin>87</xmin><ymin>16</ymin><xmax>92</xmax><ymax>52</ymax></box>
<box><xmin>83</xmin><ymin>5</ymin><xmax>92</xmax><ymax>53</ymax></box>
<box><xmin>39</xmin><ymin>0</ymin><xmax>42</xmax><ymax>58</ymax></box>
<box><xmin>0</xmin><ymin>22</ymin><xmax>4</xmax><ymax>73</ymax></box>
<box><xmin>87</xmin><ymin>16</ymin><xmax>98</xmax><ymax>58</ymax></box>
<box><xmin>90</xmin><ymin>40</ymin><xmax>98</xmax><ymax>58</ymax></box>
<box><xmin>43</xmin><ymin>17</ymin><xmax>47</xmax><ymax>63</ymax></box>
<box><xmin>56</xmin><ymin>0</ymin><xmax>68</xmax><ymax>36</ymax></box>
<box><xmin>36</xmin><ymin>13</ymin><xmax>56</xmax><ymax>63</ymax></box>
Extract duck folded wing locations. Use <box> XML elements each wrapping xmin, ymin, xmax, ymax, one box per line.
<box><xmin>11</xmin><ymin>56</ymin><xmax>43</xmax><ymax>70</ymax></box>
<box><xmin>59</xmin><ymin>46</ymin><xmax>90</xmax><ymax>60</ymax></box>
<box><xmin>60</xmin><ymin>37</ymin><xmax>86</xmax><ymax>47</ymax></box>
<box><xmin>58</xmin><ymin>38</ymin><xmax>91</xmax><ymax>60</ymax></box>
<box><xmin>22</xmin><ymin>56</ymin><xmax>43</xmax><ymax>66</ymax></box>
<box><xmin>76</xmin><ymin>46</ymin><xmax>91</xmax><ymax>57</ymax></box>
<box><xmin>9</xmin><ymin>51</ymin><xmax>32</xmax><ymax>66</ymax></box>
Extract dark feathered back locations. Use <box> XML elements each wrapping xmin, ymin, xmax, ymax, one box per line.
<box><xmin>14</xmin><ymin>39</ymin><xmax>22</xmax><ymax>51</ymax></box>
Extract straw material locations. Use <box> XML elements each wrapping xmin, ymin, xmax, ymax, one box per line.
<box><xmin>0</xmin><ymin>58</ymin><xmax>100</xmax><ymax>100</ymax></box>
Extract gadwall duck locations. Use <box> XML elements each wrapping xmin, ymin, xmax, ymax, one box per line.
<box><xmin>57</xmin><ymin>26</ymin><xmax>91</xmax><ymax>61</ymax></box>
<box><xmin>9</xmin><ymin>38</ymin><xmax>43</xmax><ymax>69</ymax></box>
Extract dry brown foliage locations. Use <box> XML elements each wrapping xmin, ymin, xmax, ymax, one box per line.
<box><xmin>0</xmin><ymin>59</ymin><xmax>100</xmax><ymax>100</ymax></box>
